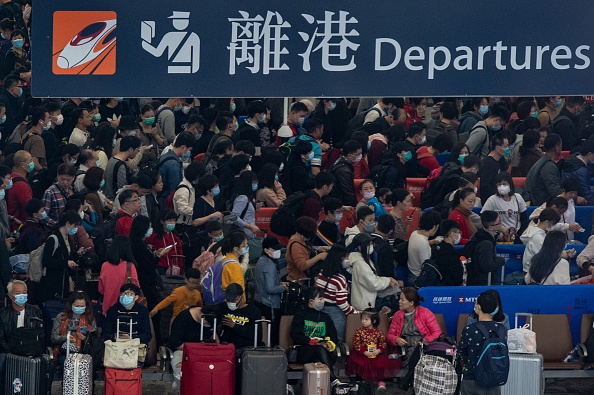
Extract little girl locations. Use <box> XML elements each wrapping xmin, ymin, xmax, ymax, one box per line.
<box><xmin>346</xmin><ymin>309</ymin><xmax>401</xmax><ymax>390</ymax></box>
<box><xmin>356</xmin><ymin>180</ymin><xmax>387</xmax><ymax>220</ymax></box>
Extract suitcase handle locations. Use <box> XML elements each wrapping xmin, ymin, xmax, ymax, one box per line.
<box><xmin>254</xmin><ymin>319</ymin><xmax>272</xmax><ymax>348</ymax></box>
<box><xmin>200</xmin><ymin>314</ymin><xmax>217</xmax><ymax>342</ymax></box>
<box><xmin>116</xmin><ymin>317</ymin><xmax>133</xmax><ymax>340</ymax></box>
<box><xmin>514</xmin><ymin>313</ymin><xmax>533</xmax><ymax>330</ymax></box>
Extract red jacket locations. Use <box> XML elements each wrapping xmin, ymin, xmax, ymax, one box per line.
<box><xmin>115</xmin><ymin>210</ymin><xmax>134</xmax><ymax>237</ymax></box>
<box><xmin>146</xmin><ymin>231</ymin><xmax>183</xmax><ymax>269</ymax></box>
<box><xmin>416</xmin><ymin>146</ymin><xmax>440</xmax><ymax>172</ymax></box>
<box><xmin>7</xmin><ymin>173</ymin><xmax>32</xmax><ymax>228</ymax></box>
<box><xmin>404</xmin><ymin>103</ymin><xmax>422</xmax><ymax>129</ymax></box>
<box><xmin>448</xmin><ymin>208</ymin><xmax>471</xmax><ymax>245</ymax></box>
<box><xmin>386</xmin><ymin>306</ymin><xmax>442</xmax><ymax>346</ymax></box>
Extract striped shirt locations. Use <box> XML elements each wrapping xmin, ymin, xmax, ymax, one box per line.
<box><xmin>314</xmin><ymin>273</ymin><xmax>356</xmax><ymax>315</ymax></box>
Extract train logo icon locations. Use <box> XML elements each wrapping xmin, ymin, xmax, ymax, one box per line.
<box><xmin>53</xmin><ymin>11</ymin><xmax>117</xmax><ymax>75</ymax></box>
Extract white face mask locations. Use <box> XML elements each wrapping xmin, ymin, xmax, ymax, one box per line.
<box><xmin>454</xmin><ymin>233</ymin><xmax>461</xmax><ymax>245</ymax></box>
<box><xmin>473</xmin><ymin>187</ymin><xmax>478</xmax><ymax>194</ymax></box>
<box><xmin>353</xmin><ymin>154</ymin><xmax>362</xmax><ymax>163</ymax></box>
<box><xmin>497</xmin><ymin>185</ymin><xmax>511</xmax><ymax>195</ymax></box>
<box><xmin>128</xmin><ymin>130</ymin><xmax>137</xmax><ymax>137</ymax></box>
<box><xmin>279</xmin><ymin>163</ymin><xmax>284</xmax><ymax>172</ymax></box>
<box><xmin>182</xmin><ymin>106</ymin><xmax>191</xmax><ymax>115</ymax></box>
<box><xmin>341</xmin><ymin>259</ymin><xmax>351</xmax><ymax>269</ymax></box>
<box><xmin>419</xmin><ymin>136</ymin><xmax>427</xmax><ymax>145</ymax></box>
<box><xmin>271</xmin><ymin>249</ymin><xmax>281</xmax><ymax>259</ymax></box>
<box><xmin>55</xmin><ymin>114</ymin><xmax>64</xmax><ymax>126</ymax></box>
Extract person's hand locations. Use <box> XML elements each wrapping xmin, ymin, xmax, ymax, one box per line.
<box><xmin>316</xmin><ymin>252</ymin><xmax>328</xmax><ymax>261</ymax></box>
<box><xmin>588</xmin><ymin>266</ymin><xmax>594</xmax><ymax>275</ymax></box>
<box><xmin>76</xmin><ymin>332</ymin><xmax>86</xmax><ymax>341</ymax></box>
<box><xmin>373</xmin><ymin>349</ymin><xmax>381</xmax><ymax>356</ymax></box>
<box><xmin>363</xmin><ymin>351</ymin><xmax>372</xmax><ymax>357</ymax></box>
<box><xmin>77</xmin><ymin>247</ymin><xmax>86</xmax><ymax>256</ymax></box>
<box><xmin>222</xmin><ymin>317</ymin><xmax>235</xmax><ymax>328</ymax></box>
<box><xmin>319</xmin><ymin>142</ymin><xmax>330</xmax><ymax>151</ymax></box>
<box><xmin>576</xmin><ymin>196</ymin><xmax>587</xmax><ymax>206</ymax></box>
<box><xmin>67</xmin><ymin>260</ymin><xmax>78</xmax><ymax>268</ymax></box>
<box><xmin>149</xmin><ymin>309</ymin><xmax>158</xmax><ymax>318</ymax></box>
<box><xmin>69</xmin><ymin>335</ymin><xmax>76</xmax><ymax>343</ymax></box>
<box><xmin>434</xmin><ymin>236</ymin><xmax>444</xmax><ymax>244</ymax></box>
<box><xmin>156</xmin><ymin>246</ymin><xmax>172</xmax><ymax>258</ymax></box>
<box><xmin>273</xmin><ymin>180</ymin><xmax>282</xmax><ymax>190</ymax></box>
<box><xmin>569</xmin><ymin>224</ymin><xmax>583</xmax><ymax>232</ymax></box>
<box><xmin>211</xmin><ymin>211</ymin><xmax>224</xmax><ymax>220</ymax></box>
<box><xmin>146</xmin><ymin>127</ymin><xmax>157</xmax><ymax>135</ymax></box>
<box><xmin>118</xmin><ymin>333</ymin><xmax>130</xmax><ymax>340</ymax></box>
<box><xmin>396</xmin><ymin>280</ymin><xmax>404</xmax><ymax>288</ymax></box>
<box><xmin>566</xmin><ymin>249</ymin><xmax>577</xmax><ymax>259</ymax></box>
<box><xmin>395</xmin><ymin>337</ymin><xmax>407</xmax><ymax>347</ymax></box>
<box><xmin>321</xmin><ymin>341</ymin><xmax>332</xmax><ymax>351</ymax></box>
<box><xmin>281</xmin><ymin>282</ymin><xmax>289</xmax><ymax>289</ymax></box>
<box><xmin>5</xmin><ymin>237</ymin><xmax>14</xmax><ymax>248</ymax></box>
<box><xmin>12</xmin><ymin>218</ymin><xmax>22</xmax><ymax>225</ymax></box>
<box><xmin>247</xmin><ymin>224</ymin><xmax>260</xmax><ymax>233</ymax></box>
<box><xmin>342</xmin><ymin>206</ymin><xmax>354</xmax><ymax>212</ymax></box>
<box><xmin>316</xmin><ymin>246</ymin><xmax>330</xmax><ymax>252</ymax></box>
<box><xmin>388</xmin><ymin>277</ymin><xmax>398</xmax><ymax>287</ymax></box>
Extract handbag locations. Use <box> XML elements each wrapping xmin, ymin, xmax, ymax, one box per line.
<box><xmin>286</xmin><ymin>346</ymin><xmax>298</xmax><ymax>363</ymax></box>
<box><xmin>507</xmin><ymin>313</ymin><xmax>537</xmax><ymax>353</ymax></box>
<box><xmin>103</xmin><ymin>318</ymin><xmax>141</xmax><ymax>369</ymax></box>
<box><xmin>9</xmin><ymin>326</ymin><xmax>45</xmax><ymax>357</ymax></box>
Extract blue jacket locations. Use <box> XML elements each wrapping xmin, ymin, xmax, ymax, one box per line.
<box><xmin>561</xmin><ymin>154</ymin><xmax>593</xmax><ymax>204</ymax></box>
<box><xmin>103</xmin><ymin>302</ymin><xmax>152</xmax><ymax>345</ymax></box>
<box><xmin>157</xmin><ymin>151</ymin><xmax>183</xmax><ymax>206</ymax></box>
<box><xmin>254</xmin><ymin>255</ymin><xmax>285</xmax><ymax>310</ymax></box>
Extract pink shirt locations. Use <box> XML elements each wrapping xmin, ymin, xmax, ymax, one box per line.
<box><xmin>98</xmin><ymin>260</ymin><xmax>139</xmax><ymax>316</ymax></box>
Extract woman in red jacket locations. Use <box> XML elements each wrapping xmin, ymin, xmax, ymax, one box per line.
<box><xmin>146</xmin><ymin>209</ymin><xmax>183</xmax><ymax>275</ymax></box>
<box><xmin>386</xmin><ymin>287</ymin><xmax>442</xmax><ymax>391</ymax></box>
<box><xmin>448</xmin><ymin>187</ymin><xmax>477</xmax><ymax>245</ymax></box>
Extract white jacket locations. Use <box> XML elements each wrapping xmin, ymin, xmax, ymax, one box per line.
<box><xmin>520</xmin><ymin>225</ymin><xmax>545</xmax><ymax>272</ymax></box>
<box><xmin>350</xmin><ymin>252</ymin><xmax>391</xmax><ymax>311</ymax></box>
<box><xmin>344</xmin><ymin>225</ymin><xmax>361</xmax><ymax>247</ymax></box>
<box><xmin>173</xmin><ymin>178</ymin><xmax>196</xmax><ymax>225</ymax></box>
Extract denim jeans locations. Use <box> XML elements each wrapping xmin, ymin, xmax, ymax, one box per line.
<box><xmin>321</xmin><ymin>304</ymin><xmax>346</xmax><ymax>343</ymax></box>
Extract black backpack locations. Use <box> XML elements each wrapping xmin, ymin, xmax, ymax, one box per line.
<box><xmin>473</xmin><ymin>322</ymin><xmax>510</xmax><ymax>387</ymax></box>
<box><xmin>413</xmin><ymin>258</ymin><xmax>443</xmax><ymax>288</ymax></box>
<box><xmin>368</xmin><ymin>163</ymin><xmax>391</xmax><ymax>189</ymax></box>
<box><xmin>346</xmin><ymin>108</ymin><xmax>382</xmax><ymax>134</ymax></box>
<box><xmin>88</xmin><ymin>212</ymin><xmax>129</xmax><ymax>261</ymax></box>
<box><xmin>270</xmin><ymin>192</ymin><xmax>306</xmax><ymax>236</ymax></box>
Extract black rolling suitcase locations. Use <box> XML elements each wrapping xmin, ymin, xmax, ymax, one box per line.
<box><xmin>240</xmin><ymin>319</ymin><xmax>288</xmax><ymax>395</ymax></box>
<box><xmin>4</xmin><ymin>353</ymin><xmax>53</xmax><ymax>395</ymax></box>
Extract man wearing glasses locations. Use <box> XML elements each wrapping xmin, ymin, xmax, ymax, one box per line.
<box><xmin>115</xmin><ymin>189</ymin><xmax>141</xmax><ymax>236</ymax></box>
<box><xmin>466</xmin><ymin>210</ymin><xmax>506</xmax><ymax>286</ymax></box>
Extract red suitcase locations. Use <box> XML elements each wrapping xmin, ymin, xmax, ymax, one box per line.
<box><xmin>104</xmin><ymin>367</ymin><xmax>142</xmax><ymax>395</ymax></box>
<box><xmin>180</xmin><ymin>316</ymin><xmax>236</xmax><ymax>395</ymax></box>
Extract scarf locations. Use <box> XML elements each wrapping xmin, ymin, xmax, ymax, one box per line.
<box><xmin>456</xmin><ymin>205</ymin><xmax>478</xmax><ymax>235</ymax></box>
<box><xmin>53</xmin><ymin>313</ymin><xmax>88</xmax><ymax>361</ymax></box>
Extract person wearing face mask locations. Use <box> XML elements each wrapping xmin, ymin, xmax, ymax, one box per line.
<box><xmin>286</xmin><ymin>216</ymin><xmax>329</xmax><ymax>282</ymax></box>
<box><xmin>356</xmin><ymin>179</ymin><xmax>387</xmax><ymax>220</ymax></box>
<box><xmin>482</xmin><ymin>172</ymin><xmax>528</xmax><ymax>242</ymax></box>
<box><xmin>407</xmin><ymin>210</ymin><xmax>442</xmax><ymax>285</ymax></box>
<box><xmin>561</xmin><ymin>138</ymin><xmax>594</xmax><ymax>205</ymax></box>
<box><xmin>301</xmin><ymin>171</ymin><xmax>336</xmax><ymax>221</ymax></box>
<box><xmin>202</xmin><ymin>283</ymin><xmax>262</xmax><ymax>353</ymax></box>
<box><xmin>510</xmin><ymin>129</ymin><xmax>543</xmax><ymax>177</ymax></box>
<box><xmin>157</xmin><ymin>132</ymin><xmax>194</xmax><ymax>206</ymax></box>
<box><xmin>345</xmin><ymin>206</ymin><xmax>376</xmax><ymax>248</ymax></box>
<box><xmin>230</xmin><ymin>171</ymin><xmax>261</xmax><ymax>243</ymax></box>
<box><xmin>150</xmin><ymin>268</ymin><xmax>203</xmax><ymax>327</ymax></box>
<box><xmin>73</xmin><ymin>149</ymin><xmax>99</xmax><ymax>191</ymax></box>
<box><xmin>172</xmin><ymin>162</ymin><xmax>203</xmax><ymax>228</ymax></box>
<box><xmin>431</xmin><ymin>220</ymin><xmax>465</xmax><ymax>286</ymax></box>
<box><xmin>41</xmin><ymin>163</ymin><xmax>76</xmax><ymax>227</ymax></box>
<box><xmin>403</xmin><ymin>122</ymin><xmax>429</xmax><ymax>177</ymax></box>
<box><xmin>465</xmin><ymin>106</ymin><xmax>510</xmax><ymax>160</ymax></box>
<box><xmin>173</xmin><ymin>99</ymin><xmax>198</xmax><ymax>136</ymax></box>
<box><xmin>51</xmin><ymin>291</ymin><xmax>97</xmax><ymax>367</ymax></box>
<box><xmin>146</xmin><ymin>209</ymin><xmax>183</xmax><ymax>275</ymax></box>
<box><xmin>4</xmin><ymin>30</ymin><xmax>30</xmax><ymax>82</ymax></box>
<box><xmin>103</xmin><ymin>283</ymin><xmax>152</xmax><ymax>349</ymax></box>
<box><xmin>98</xmin><ymin>98</ymin><xmax>133</xmax><ymax>130</ymax></box>
<box><xmin>286</xmin><ymin>116</ymin><xmax>325</xmax><ymax>177</ymax></box>
<box><xmin>137</xmin><ymin>104</ymin><xmax>166</xmax><ymax>161</ymax></box>
<box><xmin>465</xmin><ymin>211</ymin><xmax>506</xmax><ymax>286</ymax></box>
<box><xmin>0</xmin><ymin>18</ymin><xmax>15</xmax><ymax>59</ymax></box>
<box><xmin>520</xmin><ymin>208</ymin><xmax>561</xmax><ymax>274</ymax></box>
<box><xmin>283</xmin><ymin>139</ymin><xmax>315</xmax><ymax>195</ymax></box>
<box><xmin>255</xmin><ymin>163</ymin><xmax>286</xmax><ymax>207</ymax></box>
<box><xmin>329</xmin><ymin>139</ymin><xmax>362</xmax><ymax>207</ymax></box>
<box><xmin>458</xmin><ymin>97</ymin><xmax>489</xmax><ymax>138</ymax></box>
<box><xmin>416</xmin><ymin>133</ymin><xmax>453</xmax><ymax>174</ymax></box>
<box><xmin>104</xmin><ymin>135</ymin><xmax>141</xmax><ymax>200</ymax></box>
<box><xmin>219</xmin><ymin>231</ymin><xmax>249</xmax><ymax>303</ymax></box>
<box><xmin>313</xmin><ymin>198</ymin><xmax>344</xmax><ymax>247</ymax></box>
<box><xmin>439</xmin><ymin>173</ymin><xmax>482</xmax><ymax>226</ymax></box>
<box><xmin>155</xmin><ymin>98</ymin><xmax>185</xmax><ymax>144</ymax></box>
<box><xmin>479</xmin><ymin>133</ymin><xmax>509</xmax><ymax>201</ymax></box>
<box><xmin>254</xmin><ymin>237</ymin><xmax>288</xmax><ymax>345</ymax></box>
<box><xmin>277</xmin><ymin>101</ymin><xmax>309</xmax><ymax>146</ymax></box>
<box><xmin>0</xmin><ymin>75</ymin><xmax>24</xmax><ymax>136</ymax></box>
<box><xmin>0</xmin><ymin>280</ymin><xmax>43</xmax><ymax>385</ymax></box>
<box><xmin>21</xmin><ymin>107</ymin><xmax>49</xmax><ymax>171</ymax></box>
<box><xmin>370</xmin><ymin>214</ymin><xmax>401</xmax><ymax>280</ymax></box>
<box><xmin>290</xmin><ymin>286</ymin><xmax>342</xmax><ymax>387</ymax></box>
<box><xmin>41</xmin><ymin>102</ymin><xmax>62</xmax><ymax>165</ymax></box>
<box><xmin>537</xmin><ymin>96</ymin><xmax>563</xmax><ymax>127</ymax></box>
<box><xmin>0</xmin><ymin>165</ymin><xmax>11</xmax><ymax>244</ymax></box>
<box><xmin>39</xmin><ymin>210</ymin><xmax>81</xmax><ymax>303</ymax></box>
<box><xmin>16</xmin><ymin>198</ymin><xmax>47</xmax><ymax>254</ymax></box>
<box><xmin>373</xmin><ymin>141</ymin><xmax>408</xmax><ymax>190</ymax></box>
<box><xmin>234</xmin><ymin>100</ymin><xmax>265</xmax><ymax>157</ymax></box>
<box><xmin>350</xmin><ymin>233</ymin><xmax>398</xmax><ymax>312</ymax></box>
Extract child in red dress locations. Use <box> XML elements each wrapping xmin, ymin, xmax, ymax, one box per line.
<box><xmin>346</xmin><ymin>309</ymin><xmax>401</xmax><ymax>390</ymax></box>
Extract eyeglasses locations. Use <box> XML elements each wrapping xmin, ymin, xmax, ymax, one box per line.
<box><xmin>122</xmin><ymin>292</ymin><xmax>136</xmax><ymax>297</ymax></box>
<box><xmin>490</xmin><ymin>222</ymin><xmax>502</xmax><ymax>227</ymax></box>
<box><xmin>126</xmin><ymin>198</ymin><xmax>139</xmax><ymax>203</ymax></box>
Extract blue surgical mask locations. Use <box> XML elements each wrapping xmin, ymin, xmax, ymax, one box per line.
<box><xmin>41</xmin><ymin>211</ymin><xmax>47</xmax><ymax>220</ymax></box>
<box><xmin>13</xmin><ymin>294</ymin><xmax>27</xmax><ymax>306</ymax></box>
<box><xmin>100</xmin><ymin>180</ymin><xmax>105</xmax><ymax>188</ymax></box>
<box><xmin>479</xmin><ymin>105</ymin><xmax>489</xmax><ymax>115</ymax></box>
<box><xmin>112</xmin><ymin>139</ymin><xmax>117</xmax><ymax>148</ymax></box>
<box><xmin>119</xmin><ymin>295</ymin><xmax>134</xmax><ymax>307</ymax></box>
<box><xmin>165</xmin><ymin>224</ymin><xmax>176</xmax><ymax>232</ymax></box>
<box><xmin>334</xmin><ymin>213</ymin><xmax>343</xmax><ymax>222</ymax></box>
<box><xmin>27</xmin><ymin>161</ymin><xmax>34</xmax><ymax>173</ymax></box>
<box><xmin>12</xmin><ymin>39</ymin><xmax>23</xmax><ymax>49</ymax></box>
<box><xmin>274</xmin><ymin>176</ymin><xmax>279</xmax><ymax>181</ymax></box>
<box><xmin>72</xmin><ymin>306</ymin><xmax>86</xmax><ymax>315</ymax></box>
<box><xmin>212</xmin><ymin>186</ymin><xmax>220</xmax><ymax>196</ymax></box>
<box><xmin>252</xmin><ymin>183</ymin><xmax>258</xmax><ymax>191</ymax></box>
<box><xmin>213</xmin><ymin>235</ymin><xmax>224</xmax><ymax>242</ymax></box>
<box><xmin>489</xmin><ymin>307</ymin><xmax>499</xmax><ymax>317</ymax></box>
<box><xmin>328</xmin><ymin>102</ymin><xmax>336</xmax><ymax>111</ymax></box>
<box><xmin>0</xmin><ymin>115</ymin><xmax>6</xmax><ymax>124</ymax></box>
<box><xmin>145</xmin><ymin>227</ymin><xmax>153</xmax><ymax>238</ymax></box>
<box><xmin>0</xmin><ymin>189</ymin><xmax>5</xmax><ymax>200</ymax></box>
<box><xmin>260</xmin><ymin>114</ymin><xmax>267</xmax><ymax>123</ymax></box>
<box><xmin>555</xmin><ymin>99</ymin><xmax>563</xmax><ymax>108</ymax></box>
<box><xmin>96</xmin><ymin>160</ymin><xmax>101</xmax><ymax>167</ymax></box>
<box><xmin>0</xmin><ymin>33</ymin><xmax>6</xmax><ymax>40</ymax></box>
<box><xmin>182</xmin><ymin>151</ymin><xmax>191</xmax><ymax>160</ymax></box>
<box><xmin>240</xmin><ymin>246</ymin><xmax>249</xmax><ymax>255</ymax></box>
<box><xmin>491</xmin><ymin>124</ymin><xmax>502</xmax><ymax>131</ymax></box>
<box><xmin>5</xmin><ymin>179</ymin><xmax>12</xmax><ymax>190</ymax></box>
<box><xmin>367</xmin><ymin>141</ymin><xmax>371</xmax><ymax>150</ymax></box>
<box><xmin>307</xmin><ymin>151</ymin><xmax>314</xmax><ymax>161</ymax></box>
<box><xmin>231</xmin><ymin>103</ymin><xmax>237</xmax><ymax>112</ymax></box>
<box><xmin>503</xmin><ymin>147</ymin><xmax>512</xmax><ymax>157</ymax></box>
<box><xmin>67</xmin><ymin>226</ymin><xmax>78</xmax><ymax>235</ymax></box>
<box><xmin>16</xmin><ymin>87</ymin><xmax>22</xmax><ymax>97</ymax></box>
<box><xmin>174</xmin><ymin>105</ymin><xmax>183</xmax><ymax>111</ymax></box>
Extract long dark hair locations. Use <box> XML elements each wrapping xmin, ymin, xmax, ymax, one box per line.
<box><xmin>319</xmin><ymin>245</ymin><xmax>348</xmax><ymax>279</ymax></box>
<box><xmin>154</xmin><ymin>209</ymin><xmax>177</xmax><ymax>239</ymax></box>
<box><xmin>232</xmin><ymin>170</ymin><xmax>257</xmax><ymax>202</ymax></box>
<box><xmin>92</xmin><ymin>123</ymin><xmax>117</xmax><ymax>158</ymax></box>
<box><xmin>529</xmin><ymin>230</ymin><xmax>566</xmax><ymax>283</ymax></box>
<box><xmin>350</xmin><ymin>233</ymin><xmax>373</xmax><ymax>268</ymax></box>
<box><xmin>64</xmin><ymin>290</ymin><xmax>95</xmax><ymax>326</ymax></box>
<box><xmin>129</xmin><ymin>215</ymin><xmax>151</xmax><ymax>243</ymax></box>
<box><xmin>106</xmin><ymin>235</ymin><xmax>137</xmax><ymax>266</ymax></box>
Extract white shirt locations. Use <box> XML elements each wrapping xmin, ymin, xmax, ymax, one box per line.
<box><xmin>407</xmin><ymin>230</ymin><xmax>431</xmax><ymax>276</ymax></box>
<box><xmin>69</xmin><ymin>127</ymin><xmax>89</xmax><ymax>147</ymax></box>
<box><xmin>17</xmin><ymin>308</ymin><xmax>25</xmax><ymax>328</ymax></box>
<box><xmin>525</xmin><ymin>258</ymin><xmax>570</xmax><ymax>285</ymax></box>
<box><xmin>482</xmin><ymin>193</ymin><xmax>527</xmax><ymax>230</ymax></box>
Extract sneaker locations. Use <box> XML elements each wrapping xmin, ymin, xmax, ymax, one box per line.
<box><xmin>378</xmin><ymin>381</ymin><xmax>386</xmax><ymax>390</ymax></box>
<box><xmin>331</xmin><ymin>379</ymin><xmax>344</xmax><ymax>387</ymax></box>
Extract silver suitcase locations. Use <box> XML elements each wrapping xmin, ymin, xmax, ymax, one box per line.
<box><xmin>500</xmin><ymin>353</ymin><xmax>544</xmax><ymax>395</ymax></box>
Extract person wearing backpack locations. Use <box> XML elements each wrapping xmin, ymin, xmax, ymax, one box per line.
<box><xmin>432</xmin><ymin>220</ymin><xmax>464</xmax><ymax>286</ymax></box>
<box><xmin>370</xmin><ymin>141</ymin><xmax>408</xmax><ymax>190</ymax></box>
<box><xmin>283</xmin><ymin>139</ymin><xmax>314</xmax><ymax>195</ymax></box>
<box><xmin>157</xmin><ymin>131</ymin><xmax>194</xmax><ymax>206</ymax></box>
<box><xmin>465</xmin><ymin>211</ymin><xmax>506</xmax><ymax>286</ymax></box>
<box><xmin>104</xmin><ymin>135</ymin><xmax>141</xmax><ymax>200</ymax></box>
<box><xmin>465</xmin><ymin>106</ymin><xmax>509</xmax><ymax>160</ymax></box>
<box><xmin>458</xmin><ymin>291</ymin><xmax>510</xmax><ymax>394</ymax></box>
<box><xmin>286</xmin><ymin>216</ymin><xmax>328</xmax><ymax>282</ymax></box>
<box><xmin>407</xmin><ymin>211</ymin><xmax>442</xmax><ymax>285</ymax></box>
<box><xmin>299</xmin><ymin>170</ymin><xmax>335</xmax><ymax>221</ymax></box>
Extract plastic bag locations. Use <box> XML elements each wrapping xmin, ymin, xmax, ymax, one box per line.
<box><xmin>507</xmin><ymin>324</ymin><xmax>537</xmax><ymax>353</ymax></box>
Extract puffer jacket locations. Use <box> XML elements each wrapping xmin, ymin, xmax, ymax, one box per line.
<box><xmin>174</xmin><ymin>178</ymin><xmax>196</xmax><ymax>225</ymax></box>
<box><xmin>561</xmin><ymin>154</ymin><xmax>593</xmax><ymax>204</ymax></box>
<box><xmin>386</xmin><ymin>305</ymin><xmax>442</xmax><ymax>346</ymax></box>
<box><xmin>329</xmin><ymin>158</ymin><xmax>356</xmax><ymax>206</ymax></box>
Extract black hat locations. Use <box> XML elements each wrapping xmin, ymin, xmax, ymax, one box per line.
<box><xmin>225</xmin><ymin>283</ymin><xmax>244</xmax><ymax>302</ymax></box>
<box><xmin>262</xmin><ymin>236</ymin><xmax>284</xmax><ymax>251</ymax></box>
<box><xmin>118</xmin><ymin>115</ymin><xmax>137</xmax><ymax>131</ymax></box>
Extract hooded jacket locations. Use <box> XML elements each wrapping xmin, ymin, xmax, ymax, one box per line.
<box><xmin>561</xmin><ymin>153</ymin><xmax>593</xmax><ymax>204</ymax></box>
<box><xmin>432</xmin><ymin>241</ymin><xmax>463</xmax><ymax>286</ymax></box>
<box><xmin>520</xmin><ymin>225</ymin><xmax>546</xmax><ymax>273</ymax></box>
<box><xmin>458</xmin><ymin>111</ymin><xmax>482</xmax><ymax>137</ymax></box>
<box><xmin>344</xmin><ymin>225</ymin><xmax>362</xmax><ymax>248</ymax></box>
<box><xmin>350</xmin><ymin>251</ymin><xmax>391</xmax><ymax>311</ymax></box>
<box><xmin>466</xmin><ymin>229</ymin><xmax>505</xmax><ymax>286</ymax></box>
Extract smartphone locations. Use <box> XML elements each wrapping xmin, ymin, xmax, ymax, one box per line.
<box><xmin>80</xmin><ymin>326</ymin><xmax>88</xmax><ymax>335</ymax></box>
<box><xmin>166</xmin><ymin>242</ymin><xmax>178</xmax><ymax>249</ymax></box>
<box><xmin>408</xmin><ymin>208</ymin><xmax>417</xmax><ymax>219</ymax></box>
<box><xmin>146</xmin><ymin>144</ymin><xmax>153</xmax><ymax>149</ymax></box>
